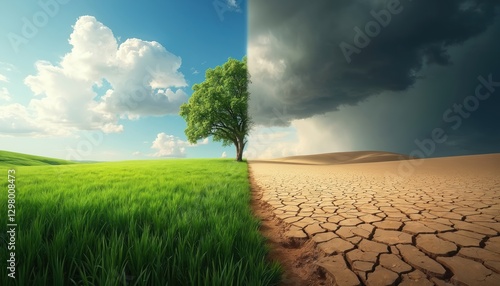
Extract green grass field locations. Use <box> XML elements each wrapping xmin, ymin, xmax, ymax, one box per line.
<box><xmin>0</xmin><ymin>155</ymin><xmax>281</xmax><ymax>285</ymax></box>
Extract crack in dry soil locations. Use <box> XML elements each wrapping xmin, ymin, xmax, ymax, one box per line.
<box><xmin>250</xmin><ymin>171</ymin><xmax>328</xmax><ymax>286</ymax></box>
<box><xmin>249</xmin><ymin>154</ymin><xmax>500</xmax><ymax>286</ymax></box>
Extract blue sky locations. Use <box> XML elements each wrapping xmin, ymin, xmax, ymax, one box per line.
<box><xmin>2</xmin><ymin>1</ymin><xmax>499</xmax><ymax>162</ymax></box>
<box><xmin>0</xmin><ymin>0</ymin><xmax>246</xmax><ymax>161</ymax></box>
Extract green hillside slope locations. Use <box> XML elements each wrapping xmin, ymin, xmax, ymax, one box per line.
<box><xmin>0</xmin><ymin>150</ymin><xmax>75</xmax><ymax>167</ymax></box>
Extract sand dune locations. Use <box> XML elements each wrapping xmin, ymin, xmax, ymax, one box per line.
<box><xmin>251</xmin><ymin>151</ymin><xmax>410</xmax><ymax>165</ymax></box>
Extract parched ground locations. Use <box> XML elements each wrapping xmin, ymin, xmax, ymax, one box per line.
<box><xmin>249</xmin><ymin>152</ymin><xmax>500</xmax><ymax>286</ymax></box>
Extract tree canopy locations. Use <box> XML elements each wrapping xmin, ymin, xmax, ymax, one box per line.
<box><xmin>179</xmin><ymin>57</ymin><xmax>250</xmax><ymax>161</ymax></box>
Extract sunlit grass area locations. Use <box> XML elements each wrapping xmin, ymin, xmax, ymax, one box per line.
<box><xmin>0</xmin><ymin>158</ymin><xmax>280</xmax><ymax>285</ymax></box>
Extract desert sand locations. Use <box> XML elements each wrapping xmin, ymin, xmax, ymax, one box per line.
<box><xmin>249</xmin><ymin>152</ymin><xmax>500</xmax><ymax>286</ymax></box>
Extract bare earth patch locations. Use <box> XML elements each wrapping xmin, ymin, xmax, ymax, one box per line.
<box><xmin>250</xmin><ymin>152</ymin><xmax>500</xmax><ymax>286</ymax></box>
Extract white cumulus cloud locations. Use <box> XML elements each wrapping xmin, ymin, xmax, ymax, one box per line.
<box><xmin>227</xmin><ymin>0</ymin><xmax>238</xmax><ymax>8</ymax></box>
<box><xmin>221</xmin><ymin>151</ymin><xmax>227</xmax><ymax>158</ymax></box>
<box><xmin>0</xmin><ymin>74</ymin><xmax>8</xmax><ymax>83</ymax></box>
<box><xmin>1</xmin><ymin>15</ymin><xmax>188</xmax><ymax>136</ymax></box>
<box><xmin>150</xmin><ymin>133</ymin><xmax>209</xmax><ymax>158</ymax></box>
<box><xmin>0</xmin><ymin>87</ymin><xmax>11</xmax><ymax>101</ymax></box>
<box><xmin>0</xmin><ymin>104</ymin><xmax>46</xmax><ymax>136</ymax></box>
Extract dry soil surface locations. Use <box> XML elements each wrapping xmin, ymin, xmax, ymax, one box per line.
<box><xmin>249</xmin><ymin>152</ymin><xmax>500</xmax><ymax>286</ymax></box>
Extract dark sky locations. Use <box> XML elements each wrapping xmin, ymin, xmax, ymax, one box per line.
<box><xmin>248</xmin><ymin>0</ymin><xmax>500</xmax><ymax>158</ymax></box>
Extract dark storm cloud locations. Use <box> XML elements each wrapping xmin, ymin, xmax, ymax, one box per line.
<box><xmin>249</xmin><ymin>0</ymin><xmax>500</xmax><ymax>125</ymax></box>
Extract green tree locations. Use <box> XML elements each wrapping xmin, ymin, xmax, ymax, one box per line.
<box><xmin>180</xmin><ymin>57</ymin><xmax>250</xmax><ymax>162</ymax></box>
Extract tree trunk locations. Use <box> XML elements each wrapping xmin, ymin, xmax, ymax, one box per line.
<box><xmin>235</xmin><ymin>138</ymin><xmax>245</xmax><ymax>162</ymax></box>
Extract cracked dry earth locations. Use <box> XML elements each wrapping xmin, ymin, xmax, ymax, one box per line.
<box><xmin>249</xmin><ymin>153</ymin><xmax>500</xmax><ymax>286</ymax></box>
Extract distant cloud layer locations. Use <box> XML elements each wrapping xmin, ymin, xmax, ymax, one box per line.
<box><xmin>248</xmin><ymin>0</ymin><xmax>500</xmax><ymax>125</ymax></box>
<box><xmin>0</xmin><ymin>16</ymin><xmax>188</xmax><ymax>136</ymax></box>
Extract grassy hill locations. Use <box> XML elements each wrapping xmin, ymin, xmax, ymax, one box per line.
<box><xmin>0</xmin><ymin>150</ymin><xmax>76</xmax><ymax>167</ymax></box>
